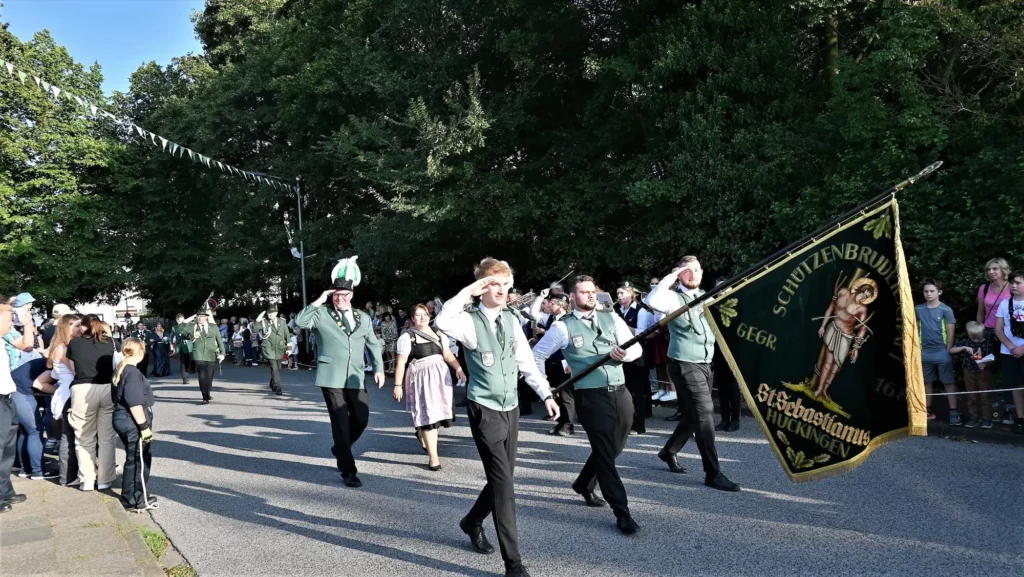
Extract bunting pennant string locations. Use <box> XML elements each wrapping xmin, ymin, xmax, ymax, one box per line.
<box><xmin>0</xmin><ymin>57</ymin><xmax>296</xmax><ymax>194</ymax></box>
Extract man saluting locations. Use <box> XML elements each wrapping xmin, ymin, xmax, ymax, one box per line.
<box><xmin>296</xmin><ymin>256</ymin><xmax>384</xmax><ymax>488</ymax></box>
<box><xmin>252</xmin><ymin>304</ymin><xmax>290</xmax><ymax>396</ymax></box>
<box><xmin>436</xmin><ymin>257</ymin><xmax>559</xmax><ymax>577</ymax></box>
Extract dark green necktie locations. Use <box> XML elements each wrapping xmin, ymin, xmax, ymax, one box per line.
<box><xmin>342</xmin><ymin>313</ymin><xmax>353</xmax><ymax>333</ymax></box>
<box><xmin>495</xmin><ymin>315</ymin><xmax>506</xmax><ymax>349</ymax></box>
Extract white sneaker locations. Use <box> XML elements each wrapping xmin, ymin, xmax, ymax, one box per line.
<box><xmin>80</xmin><ymin>482</ymin><xmax>95</xmax><ymax>492</ymax></box>
<box><xmin>97</xmin><ymin>483</ymin><xmax>112</xmax><ymax>490</ymax></box>
<box><xmin>17</xmin><ymin>470</ymin><xmax>31</xmax><ymax>478</ymax></box>
<box><xmin>1002</xmin><ymin>417</ymin><xmax>1016</xmax><ymax>425</ymax></box>
<box><xmin>652</xmin><ymin>390</ymin><xmax>665</xmax><ymax>402</ymax></box>
<box><xmin>661</xmin><ymin>391</ymin><xmax>678</xmax><ymax>402</ymax></box>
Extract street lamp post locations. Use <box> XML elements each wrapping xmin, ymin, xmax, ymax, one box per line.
<box><xmin>296</xmin><ymin>176</ymin><xmax>309</xmax><ymax>353</ymax></box>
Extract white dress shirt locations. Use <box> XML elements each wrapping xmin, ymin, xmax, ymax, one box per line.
<box><xmin>531</xmin><ymin>309</ymin><xmax>642</xmax><ymax>375</ymax></box>
<box><xmin>436</xmin><ymin>289</ymin><xmax>551</xmax><ymax>399</ymax></box>
<box><xmin>0</xmin><ymin>342</ymin><xmax>14</xmax><ymax>394</ymax></box>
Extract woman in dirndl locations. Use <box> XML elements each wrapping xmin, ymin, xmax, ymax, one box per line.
<box><xmin>392</xmin><ymin>304</ymin><xmax>466</xmax><ymax>471</ymax></box>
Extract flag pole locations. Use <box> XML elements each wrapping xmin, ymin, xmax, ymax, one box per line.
<box><xmin>550</xmin><ymin>161</ymin><xmax>942</xmax><ymax>394</ymax></box>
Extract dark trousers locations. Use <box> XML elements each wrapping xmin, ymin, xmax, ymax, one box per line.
<box><xmin>465</xmin><ymin>402</ymin><xmax>522</xmax><ymax>571</ymax></box>
<box><xmin>178</xmin><ymin>351</ymin><xmax>192</xmax><ymax>383</ymax></box>
<box><xmin>268</xmin><ymin>359</ymin><xmax>283</xmax><ymax>392</ymax></box>
<box><xmin>195</xmin><ymin>360</ymin><xmax>216</xmax><ymax>401</ymax></box>
<box><xmin>573</xmin><ymin>386</ymin><xmax>633</xmax><ymax>517</ymax></box>
<box><xmin>716</xmin><ymin>366</ymin><xmax>741</xmax><ymax>421</ymax></box>
<box><xmin>59</xmin><ymin>401</ymin><xmax>78</xmax><ymax>485</ymax></box>
<box><xmin>0</xmin><ymin>397</ymin><xmax>18</xmax><ymax>501</ymax></box>
<box><xmin>321</xmin><ymin>387</ymin><xmax>369</xmax><ymax>476</ymax></box>
<box><xmin>663</xmin><ymin>361</ymin><xmax>721</xmax><ymax>478</ymax></box>
<box><xmin>546</xmin><ymin>364</ymin><xmax>576</xmax><ymax>426</ymax></box>
<box><xmin>113</xmin><ymin>407</ymin><xmax>152</xmax><ymax>508</ymax></box>
<box><xmin>623</xmin><ymin>362</ymin><xmax>651</xmax><ymax>432</ymax></box>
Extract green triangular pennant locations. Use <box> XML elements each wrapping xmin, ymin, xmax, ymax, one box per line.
<box><xmin>17</xmin><ymin>71</ymin><xmax>26</xmax><ymax>84</ymax></box>
<box><xmin>171</xmin><ymin>143</ymin><xmax>179</xmax><ymax>155</ymax></box>
<box><xmin>41</xmin><ymin>80</ymin><xmax>50</xmax><ymax>92</ymax></box>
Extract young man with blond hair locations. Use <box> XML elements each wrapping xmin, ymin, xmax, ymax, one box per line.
<box><xmin>436</xmin><ymin>257</ymin><xmax>559</xmax><ymax>577</ymax></box>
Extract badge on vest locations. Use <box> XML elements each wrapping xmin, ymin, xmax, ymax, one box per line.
<box><xmin>571</xmin><ymin>335</ymin><xmax>584</xmax><ymax>348</ymax></box>
<box><xmin>481</xmin><ymin>352</ymin><xmax>495</xmax><ymax>367</ymax></box>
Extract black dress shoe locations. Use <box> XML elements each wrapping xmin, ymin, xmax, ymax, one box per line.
<box><xmin>547</xmin><ymin>423</ymin><xmax>563</xmax><ymax>436</ymax></box>
<box><xmin>459</xmin><ymin>517</ymin><xmax>495</xmax><ymax>554</ymax></box>
<box><xmin>183</xmin><ymin>380</ymin><xmax>190</xmax><ymax>385</ymax></box>
<box><xmin>665</xmin><ymin>411</ymin><xmax>682</xmax><ymax>422</ymax></box>
<box><xmin>505</xmin><ymin>566</ymin><xmax>531</xmax><ymax>577</ymax></box>
<box><xmin>0</xmin><ymin>502</ymin><xmax>11</xmax><ymax>513</ymax></box>
<box><xmin>724</xmin><ymin>420</ymin><xmax>740</xmax><ymax>432</ymax></box>
<box><xmin>616</xmin><ymin>514</ymin><xmax>640</xmax><ymax>535</ymax></box>
<box><xmin>428</xmin><ymin>463</ymin><xmax>442</xmax><ymax>471</ymax></box>
<box><xmin>4</xmin><ymin>494</ymin><xmax>26</xmax><ymax>505</ymax></box>
<box><xmin>581</xmin><ymin>491</ymin><xmax>606</xmax><ymax>507</ymax></box>
<box><xmin>563</xmin><ymin>423</ymin><xmax>575</xmax><ymax>436</ymax></box>
<box><xmin>201</xmin><ymin>400</ymin><xmax>210</xmax><ymax>405</ymax></box>
<box><xmin>715</xmin><ymin>419</ymin><xmax>730</xmax><ymax>431</ymax></box>
<box><xmin>658</xmin><ymin>449</ymin><xmax>687</xmax><ymax>474</ymax></box>
<box><xmin>705</xmin><ymin>473</ymin><xmax>740</xmax><ymax>492</ymax></box>
<box><xmin>341</xmin><ymin>473</ymin><xmax>362</xmax><ymax>488</ymax></box>
<box><xmin>274</xmin><ymin>389</ymin><xmax>283</xmax><ymax>395</ymax></box>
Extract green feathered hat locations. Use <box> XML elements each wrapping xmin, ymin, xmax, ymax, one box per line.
<box><xmin>331</xmin><ymin>256</ymin><xmax>362</xmax><ymax>291</ymax></box>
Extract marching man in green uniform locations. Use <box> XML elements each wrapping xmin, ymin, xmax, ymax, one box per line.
<box><xmin>181</xmin><ymin>303</ymin><xmax>224</xmax><ymax>404</ymax></box>
<box><xmin>436</xmin><ymin>257</ymin><xmax>558</xmax><ymax>577</ymax></box>
<box><xmin>648</xmin><ymin>255</ymin><xmax>739</xmax><ymax>491</ymax></box>
<box><xmin>172</xmin><ymin>313</ymin><xmax>195</xmax><ymax>384</ymax></box>
<box><xmin>295</xmin><ymin>256</ymin><xmax>384</xmax><ymax>488</ymax></box>
<box><xmin>252</xmin><ymin>304</ymin><xmax>289</xmax><ymax>395</ymax></box>
<box><xmin>532</xmin><ymin>275</ymin><xmax>643</xmax><ymax>535</ymax></box>
<box><xmin>130</xmin><ymin>322</ymin><xmax>155</xmax><ymax>376</ymax></box>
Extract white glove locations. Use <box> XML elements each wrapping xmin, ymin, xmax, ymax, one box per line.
<box><xmin>217</xmin><ymin>355</ymin><xmax>225</xmax><ymax>363</ymax></box>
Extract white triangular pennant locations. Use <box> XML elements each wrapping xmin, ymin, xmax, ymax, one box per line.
<box><xmin>32</xmin><ymin>76</ymin><xmax>41</xmax><ymax>86</ymax></box>
<box><xmin>89</xmin><ymin>105</ymin><xmax>98</xmax><ymax>117</ymax></box>
<box><xmin>134</xmin><ymin>125</ymin><xmax>145</xmax><ymax>137</ymax></box>
<box><xmin>217</xmin><ymin>161</ymin><xmax>224</xmax><ymax>171</ymax></box>
<box><xmin>74</xmin><ymin>95</ymin><xmax>85</xmax><ymax>107</ymax></box>
<box><xmin>171</xmin><ymin>143</ymin><xmax>179</xmax><ymax>155</ymax></box>
<box><xmin>51</xmin><ymin>85</ymin><xmax>61</xmax><ymax>99</ymax></box>
<box><xmin>159</xmin><ymin>136</ymin><xmax>168</xmax><ymax>152</ymax></box>
<box><xmin>187</xmin><ymin>149</ymin><xmax>195</xmax><ymax>161</ymax></box>
<box><xmin>148</xmin><ymin>132</ymin><xmax>157</xmax><ymax>146</ymax></box>
<box><xmin>4</xmin><ymin>61</ymin><xmax>14</xmax><ymax>76</ymax></box>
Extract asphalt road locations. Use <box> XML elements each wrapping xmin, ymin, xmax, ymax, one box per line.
<box><xmin>146</xmin><ymin>364</ymin><xmax>1024</xmax><ymax>577</ymax></box>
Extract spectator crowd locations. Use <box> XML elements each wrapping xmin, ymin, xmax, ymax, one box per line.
<box><xmin>1</xmin><ymin>255</ymin><xmax>1022</xmax><ymax>517</ymax></box>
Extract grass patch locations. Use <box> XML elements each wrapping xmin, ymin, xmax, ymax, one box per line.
<box><xmin>138</xmin><ymin>526</ymin><xmax>168</xmax><ymax>561</ymax></box>
<box><xmin>166</xmin><ymin>565</ymin><xmax>198</xmax><ymax>577</ymax></box>
<box><xmin>83</xmin><ymin>521</ymin><xmax>105</xmax><ymax>528</ymax></box>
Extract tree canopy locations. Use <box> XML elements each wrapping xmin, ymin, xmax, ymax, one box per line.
<box><xmin>2</xmin><ymin>0</ymin><xmax>1022</xmax><ymax>317</ymax></box>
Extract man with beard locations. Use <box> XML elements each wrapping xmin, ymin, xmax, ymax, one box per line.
<box><xmin>647</xmin><ymin>256</ymin><xmax>740</xmax><ymax>492</ymax></box>
<box><xmin>296</xmin><ymin>256</ymin><xmax>384</xmax><ymax>488</ymax></box>
<box><xmin>436</xmin><ymin>257</ymin><xmax>558</xmax><ymax>577</ymax></box>
<box><xmin>252</xmin><ymin>304</ymin><xmax>290</xmax><ymax>395</ymax></box>
<box><xmin>532</xmin><ymin>275</ymin><xmax>643</xmax><ymax>534</ymax></box>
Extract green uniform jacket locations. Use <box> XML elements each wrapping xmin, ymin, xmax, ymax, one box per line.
<box><xmin>185</xmin><ymin>322</ymin><xmax>224</xmax><ymax>362</ymax></box>
<box><xmin>130</xmin><ymin>330</ymin><xmax>156</xmax><ymax>352</ymax></box>
<box><xmin>252</xmin><ymin>317</ymin><xmax>289</xmax><ymax>360</ymax></box>
<box><xmin>171</xmin><ymin>324</ymin><xmax>194</xmax><ymax>354</ymax></box>
<box><xmin>295</xmin><ymin>305</ymin><xmax>383</xmax><ymax>389</ymax></box>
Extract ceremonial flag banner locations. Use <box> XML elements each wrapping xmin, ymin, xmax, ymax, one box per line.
<box><xmin>705</xmin><ymin>197</ymin><xmax>927</xmax><ymax>482</ymax></box>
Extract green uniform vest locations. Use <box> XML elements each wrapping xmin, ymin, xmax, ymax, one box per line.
<box><xmin>561</xmin><ymin>312</ymin><xmax>625</xmax><ymax>389</ymax></box>
<box><xmin>465</xmin><ymin>308</ymin><xmax>519</xmax><ymax>411</ymax></box>
<box><xmin>667</xmin><ymin>290</ymin><xmax>715</xmax><ymax>363</ymax></box>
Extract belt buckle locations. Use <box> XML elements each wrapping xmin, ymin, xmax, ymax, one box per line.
<box><xmin>607</xmin><ymin>385</ymin><xmax>617</xmax><ymax>392</ymax></box>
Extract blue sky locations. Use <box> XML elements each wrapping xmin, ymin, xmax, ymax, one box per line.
<box><xmin>2</xmin><ymin>0</ymin><xmax>205</xmax><ymax>94</ymax></box>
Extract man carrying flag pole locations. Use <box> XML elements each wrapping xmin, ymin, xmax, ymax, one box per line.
<box><xmin>548</xmin><ymin>162</ymin><xmax>938</xmax><ymax>483</ymax></box>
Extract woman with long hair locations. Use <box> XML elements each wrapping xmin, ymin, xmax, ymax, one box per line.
<box><xmin>47</xmin><ymin>314</ymin><xmax>81</xmax><ymax>485</ymax></box>
<box><xmin>111</xmin><ymin>338</ymin><xmax>158</xmax><ymax>511</ymax></box>
<box><xmin>66</xmin><ymin>317</ymin><xmax>118</xmax><ymax>491</ymax></box>
<box><xmin>393</xmin><ymin>304</ymin><xmax>466</xmax><ymax>470</ymax></box>
<box><xmin>151</xmin><ymin>323</ymin><xmax>171</xmax><ymax>377</ymax></box>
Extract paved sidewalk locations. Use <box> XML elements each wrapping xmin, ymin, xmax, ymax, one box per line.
<box><xmin>0</xmin><ymin>476</ymin><xmax>164</xmax><ymax>577</ymax></box>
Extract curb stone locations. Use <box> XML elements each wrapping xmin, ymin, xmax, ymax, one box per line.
<box><xmin>103</xmin><ymin>496</ymin><xmax>165</xmax><ymax>577</ymax></box>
